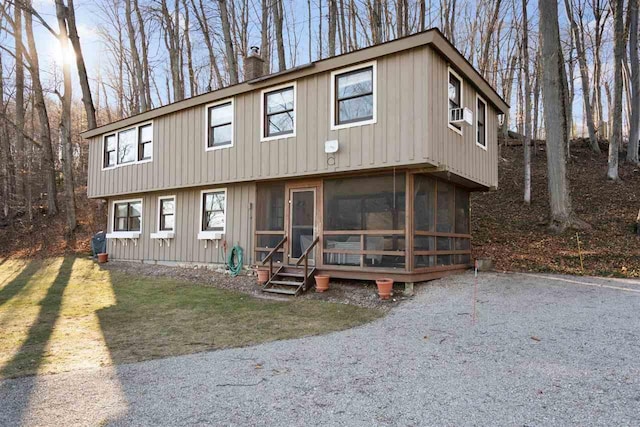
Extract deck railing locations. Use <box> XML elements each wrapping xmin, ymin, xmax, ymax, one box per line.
<box><xmin>261</xmin><ymin>235</ymin><xmax>287</xmax><ymax>279</ymax></box>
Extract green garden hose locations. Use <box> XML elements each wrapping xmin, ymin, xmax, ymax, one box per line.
<box><xmin>227</xmin><ymin>245</ymin><xmax>243</xmax><ymax>277</ymax></box>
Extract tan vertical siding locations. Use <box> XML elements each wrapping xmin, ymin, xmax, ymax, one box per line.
<box><xmin>87</xmin><ymin>45</ymin><xmax>500</xmax><ymax>200</ymax></box>
<box><xmin>106</xmin><ymin>183</ymin><xmax>256</xmax><ymax>264</ymax></box>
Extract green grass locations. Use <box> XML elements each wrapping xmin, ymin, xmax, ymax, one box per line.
<box><xmin>0</xmin><ymin>257</ymin><xmax>382</xmax><ymax>379</ymax></box>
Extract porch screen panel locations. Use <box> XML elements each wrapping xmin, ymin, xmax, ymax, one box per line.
<box><xmin>413</xmin><ymin>175</ymin><xmax>471</xmax><ymax>269</ymax></box>
<box><xmin>255</xmin><ymin>182</ymin><xmax>285</xmax><ymax>263</ymax></box>
<box><xmin>324</xmin><ymin>174</ymin><xmax>406</xmax><ymax>269</ymax></box>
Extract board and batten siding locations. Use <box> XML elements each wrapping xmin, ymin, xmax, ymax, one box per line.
<box><xmin>88</xmin><ymin>45</ymin><xmax>500</xmax><ymax>199</ymax></box>
<box><xmin>106</xmin><ymin>183</ymin><xmax>255</xmax><ymax>265</ymax></box>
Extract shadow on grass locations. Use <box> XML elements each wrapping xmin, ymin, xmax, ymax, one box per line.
<box><xmin>0</xmin><ymin>259</ymin><xmax>44</xmax><ymax>309</ymax></box>
<box><xmin>0</xmin><ymin>257</ymin><xmax>75</xmax><ymax>425</ymax></box>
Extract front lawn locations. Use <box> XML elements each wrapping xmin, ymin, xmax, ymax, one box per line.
<box><xmin>0</xmin><ymin>257</ymin><xmax>382</xmax><ymax>379</ymax></box>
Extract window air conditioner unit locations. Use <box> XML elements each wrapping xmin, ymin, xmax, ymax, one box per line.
<box><xmin>449</xmin><ymin>107</ymin><xmax>473</xmax><ymax>126</ymax></box>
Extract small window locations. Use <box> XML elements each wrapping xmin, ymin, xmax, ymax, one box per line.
<box><xmin>448</xmin><ymin>69</ymin><xmax>462</xmax><ymax>132</ymax></box>
<box><xmin>104</xmin><ymin>134</ymin><xmax>116</xmax><ymax>168</ymax></box>
<box><xmin>159</xmin><ymin>197</ymin><xmax>175</xmax><ymax>231</ymax></box>
<box><xmin>477</xmin><ymin>97</ymin><xmax>487</xmax><ymax>148</ymax></box>
<box><xmin>117</xmin><ymin>128</ymin><xmax>137</xmax><ymax>164</ymax></box>
<box><xmin>138</xmin><ymin>124</ymin><xmax>152</xmax><ymax>161</ymax></box>
<box><xmin>113</xmin><ymin>200</ymin><xmax>142</xmax><ymax>232</ymax></box>
<box><xmin>201</xmin><ymin>190</ymin><xmax>226</xmax><ymax>232</ymax></box>
<box><xmin>263</xmin><ymin>85</ymin><xmax>295</xmax><ymax>139</ymax></box>
<box><xmin>335</xmin><ymin>66</ymin><xmax>374</xmax><ymax>126</ymax></box>
<box><xmin>207</xmin><ymin>101</ymin><xmax>233</xmax><ymax>149</ymax></box>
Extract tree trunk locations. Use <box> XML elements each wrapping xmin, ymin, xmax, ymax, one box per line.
<box><xmin>66</xmin><ymin>0</ymin><xmax>97</xmax><ymax>130</ymax></box>
<box><xmin>628</xmin><ymin>0</ymin><xmax>640</xmax><ymax>164</ymax></box>
<box><xmin>14</xmin><ymin>3</ymin><xmax>26</xmax><ymax>212</ymax></box>
<box><xmin>125</xmin><ymin>0</ymin><xmax>143</xmax><ymax>113</ymax></box>
<box><xmin>522</xmin><ymin>0</ymin><xmax>531</xmax><ymax>205</ymax></box>
<box><xmin>182</xmin><ymin>0</ymin><xmax>197</xmax><ymax>96</ymax></box>
<box><xmin>328</xmin><ymin>0</ymin><xmax>337</xmax><ymax>57</ymax></box>
<box><xmin>133</xmin><ymin>0</ymin><xmax>152</xmax><ymax>109</ymax></box>
<box><xmin>55</xmin><ymin>0</ymin><xmax>77</xmax><ymax>232</ymax></box>
<box><xmin>272</xmin><ymin>0</ymin><xmax>286</xmax><ymax>71</ymax></box>
<box><xmin>24</xmin><ymin>1</ymin><xmax>58</xmax><ymax>215</ymax></box>
<box><xmin>539</xmin><ymin>0</ymin><xmax>573</xmax><ymax>232</ymax></box>
<box><xmin>609</xmin><ymin>0</ymin><xmax>624</xmax><ymax>181</ymax></box>
<box><xmin>218</xmin><ymin>0</ymin><xmax>238</xmax><ymax>85</ymax></box>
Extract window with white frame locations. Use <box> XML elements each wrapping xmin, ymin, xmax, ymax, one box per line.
<box><xmin>207</xmin><ymin>100</ymin><xmax>233</xmax><ymax>149</ymax></box>
<box><xmin>201</xmin><ymin>190</ymin><xmax>226</xmax><ymax>232</ymax></box>
<box><xmin>103</xmin><ymin>122</ymin><xmax>153</xmax><ymax>169</ymax></box>
<box><xmin>448</xmin><ymin>69</ymin><xmax>462</xmax><ymax>132</ymax></box>
<box><xmin>476</xmin><ymin>96</ymin><xmax>487</xmax><ymax>149</ymax></box>
<box><xmin>332</xmin><ymin>62</ymin><xmax>376</xmax><ymax>128</ymax></box>
<box><xmin>158</xmin><ymin>196</ymin><xmax>175</xmax><ymax>232</ymax></box>
<box><xmin>262</xmin><ymin>84</ymin><xmax>295</xmax><ymax>140</ymax></box>
<box><xmin>113</xmin><ymin>200</ymin><xmax>142</xmax><ymax>232</ymax></box>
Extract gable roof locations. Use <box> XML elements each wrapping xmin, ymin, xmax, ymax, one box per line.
<box><xmin>81</xmin><ymin>28</ymin><xmax>509</xmax><ymax>139</ymax></box>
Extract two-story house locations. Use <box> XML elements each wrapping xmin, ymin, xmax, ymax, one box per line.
<box><xmin>81</xmin><ymin>28</ymin><xmax>508</xmax><ymax>295</ymax></box>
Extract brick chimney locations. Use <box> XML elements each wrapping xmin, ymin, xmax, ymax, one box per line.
<box><xmin>244</xmin><ymin>46</ymin><xmax>264</xmax><ymax>81</ymax></box>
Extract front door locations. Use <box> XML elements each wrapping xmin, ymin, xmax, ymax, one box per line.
<box><xmin>288</xmin><ymin>187</ymin><xmax>317</xmax><ymax>265</ymax></box>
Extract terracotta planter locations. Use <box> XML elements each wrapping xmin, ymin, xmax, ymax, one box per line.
<box><xmin>315</xmin><ymin>275</ymin><xmax>330</xmax><ymax>292</ymax></box>
<box><xmin>97</xmin><ymin>253</ymin><xmax>108</xmax><ymax>264</ymax></box>
<box><xmin>256</xmin><ymin>269</ymin><xmax>269</xmax><ymax>285</ymax></box>
<box><xmin>376</xmin><ymin>278</ymin><xmax>394</xmax><ymax>300</ymax></box>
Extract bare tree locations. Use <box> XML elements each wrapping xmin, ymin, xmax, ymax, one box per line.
<box><xmin>608</xmin><ymin>0</ymin><xmax>624</xmax><ymax>181</ymax></box>
<box><xmin>628</xmin><ymin>0</ymin><xmax>640</xmax><ymax>163</ymax></box>
<box><xmin>522</xmin><ymin>0</ymin><xmax>531</xmax><ymax>205</ymax></box>
<box><xmin>14</xmin><ymin>2</ymin><xmax>26</xmax><ymax>211</ymax></box>
<box><xmin>218</xmin><ymin>0</ymin><xmax>239</xmax><ymax>85</ymax></box>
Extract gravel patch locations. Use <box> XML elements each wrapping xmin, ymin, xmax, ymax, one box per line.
<box><xmin>1</xmin><ymin>271</ymin><xmax>639</xmax><ymax>426</ymax></box>
<box><xmin>101</xmin><ymin>260</ymin><xmax>410</xmax><ymax>310</ymax></box>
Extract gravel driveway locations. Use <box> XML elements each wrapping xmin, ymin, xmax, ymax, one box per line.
<box><xmin>1</xmin><ymin>272</ymin><xmax>639</xmax><ymax>426</ymax></box>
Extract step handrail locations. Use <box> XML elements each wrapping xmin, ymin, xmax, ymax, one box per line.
<box><xmin>261</xmin><ymin>235</ymin><xmax>287</xmax><ymax>279</ymax></box>
<box><xmin>296</xmin><ymin>236</ymin><xmax>320</xmax><ymax>291</ymax></box>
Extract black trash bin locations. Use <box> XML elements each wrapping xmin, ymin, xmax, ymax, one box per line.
<box><xmin>91</xmin><ymin>231</ymin><xmax>107</xmax><ymax>259</ymax></box>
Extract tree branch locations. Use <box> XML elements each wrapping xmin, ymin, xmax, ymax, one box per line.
<box><xmin>0</xmin><ymin>112</ymin><xmax>43</xmax><ymax>148</ymax></box>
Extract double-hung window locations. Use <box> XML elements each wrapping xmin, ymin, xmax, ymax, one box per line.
<box><xmin>476</xmin><ymin>96</ymin><xmax>487</xmax><ymax>149</ymax></box>
<box><xmin>262</xmin><ymin>84</ymin><xmax>295</xmax><ymax>140</ymax></box>
<box><xmin>103</xmin><ymin>122</ymin><xmax>153</xmax><ymax>168</ymax></box>
<box><xmin>448</xmin><ymin>68</ymin><xmax>463</xmax><ymax>132</ymax></box>
<box><xmin>331</xmin><ymin>62</ymin><xmax>376</xmax><ymax>128</ymax></box>
<box><xmin>113</xmin><ymin>200</ymin><xmax>142</xmax><ymax>232</ymax></box>
<box><xmin>201</xmin><ymin>189</ymin><xmax>226</xmax><ymax>232</ymax></box>
<box><xmin>104</xmin><ymin>134</ymin><xmax>116</xmax><ymax>168</ymax></box>
<box><xmin>159</xmin><ymin>196</ymin><xmax>175</xmax><ymax>231</ymax></box>
<box><xmin>207</xmin><ymin>100</ymin><xmax>233</xmax><ymax>149</ymax></box>
<box><xmin>138</xmin><ymin>124</ymin><xmax>153</xmax><ymax>161</ymax></box>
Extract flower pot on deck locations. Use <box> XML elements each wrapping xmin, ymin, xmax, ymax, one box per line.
<box><xmin>376</xmin><ymin>278</ymin><xmax>394</xmax><ymax>300</ymax></box>
<box><xmin>97</xmin><ymin>253</ymin><xmax>109</xmax><ymax>264</ymax></box>
<box><xmin>256</xmin><ymin>268</ymin><xmax>269</xmax><ymax>285</ymax></box>
<box><xmin>314</xmin><ymin>275</ymin><xmax>330</xmax><ymax>292</ymax></box>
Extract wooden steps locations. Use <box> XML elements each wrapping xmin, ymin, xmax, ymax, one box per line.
<box><xmin>262</xmin><ymin>265</ymin><xmax>315</xmax><ymax>296</ymax></box>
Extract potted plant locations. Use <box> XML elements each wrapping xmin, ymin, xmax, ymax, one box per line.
<box><xmin>375</xmin><ymin>278</ymin><xmax>394</xmax><ymax>300</ymax></box>
<box><xmin>97</xmin><ymin>253</ymin><xmax>109</xmax><ymax>264</ymax></box>
<box><xmin>256</xmin><ymin>268</ymin><xmax>269</xmax><ymax>285</ymax></box>
<box><xmin>314</xmin><ymin>275</ymin><xmax>330</xmax><ymax>292</ymax></box>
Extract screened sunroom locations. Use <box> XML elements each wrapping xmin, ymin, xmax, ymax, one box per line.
<box><xmin>254</xmin><ymin>170</ymin><xmax>472</xmax><ymax>282</ymax></box>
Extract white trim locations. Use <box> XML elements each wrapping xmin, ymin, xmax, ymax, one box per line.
<box><xmin>330</xmin><ymin>60</ymin><xmax>377</xmax><ymax>131</ymax></box>
<box><xmin>101</xmin><ymin>121</ymin><xmax>154</xmax><ymax>171</ymax></box>
<box><xmin>156</xmin><ymin>195</ymin><xmax>177</xmax><ymax>233</ymax></box>
<box><xmin>475</xmin><ymin>94</ymin><xmax>488</xmax><ymax>151</ymax></box>
<box><xmin>198</xmin><ymin>188</ymin><xmax>227</xmax><ymax>235</ymax></box>
<box><xmin>260</xmin><ymin>82</ymin><xmax>297</xmax><ymax>142</ymax></box>
<box><xmin>110</xmin><ymin>197</ymin><xmax>144</xmax><ymax>235</ymax></box>
<box><xmin>204</xmin><ymin>98</ymin><xmax>234</xmax><ymax>151</ymax></box>
<box><xmin>447</xmin><ymin>66</ymin><xmax>464</xmax><ymax>136</ymax></box>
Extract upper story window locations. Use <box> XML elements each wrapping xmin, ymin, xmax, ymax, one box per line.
<box><xmin>448</xmin><ymin>68</ymin><xmax>463</xmax><ymax>133</ymax></box>
<box><xmin>331</xmin><ymin>61</ymin><xmax>376</xmax><ymax>129</ymax></box>
<box><xmin>262</xmin><ymin>83</ymin><xmax>296</xmax><ymax>141</ymax></box>
<box><xmin>476</xmin><ymin>96</ymin><xmax>487</xmax><ymax>149</ymax></box>
<box><xmin>113</xmin><ymin>200</ymin><xmax>142</xmax><ymax>232</ymax></box>
<box><xmin>104</xmin><ymin>134</ymin><xmax>116</xmax><ymax>168</ymax></box>
<box><xmin>138</xmin><ymin>124</ymin><xmax>153</xmax><ymax>160</ymax></box>
<box><xmin>103</xmin><ymin>122</ymin><xmax>153</xmax><ymax>169</ymax></box>
<box><xmin>201</xmin><ymin>189</ymin><xmax>226</xmax><ymax>232</ymax></box>
<box><xmin>158</xmin><ymin>196</ymin><xmax>175</xmax><ymax>231</ymax></box>
<box><xmin>206</xmin><ymin>100</ymin><xmax>233</xmax><ymax>150</ymax></box>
